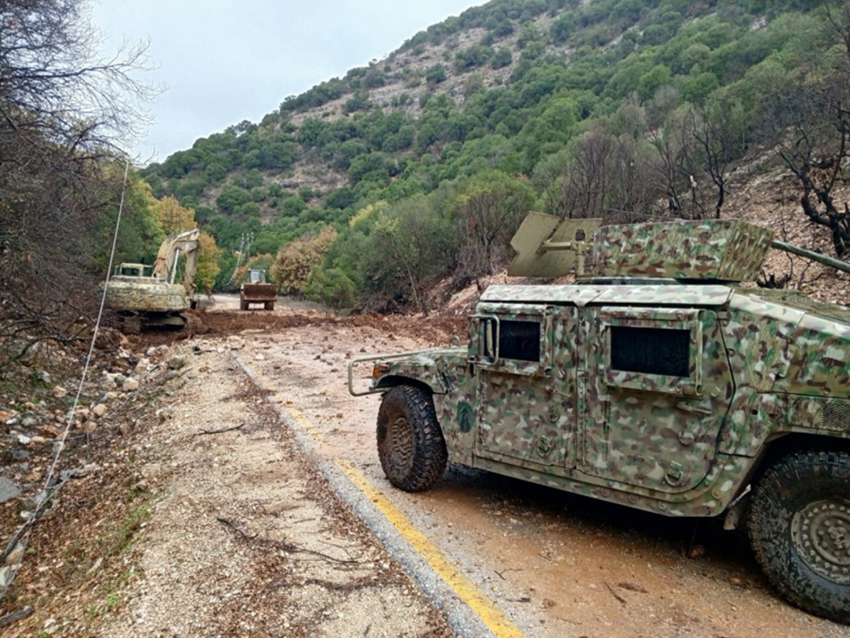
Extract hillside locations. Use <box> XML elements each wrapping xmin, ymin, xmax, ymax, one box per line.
<box><xmin>140</xmin><ymin>0</ymin><xmax>850</xmax><ymax>309</ymax></box>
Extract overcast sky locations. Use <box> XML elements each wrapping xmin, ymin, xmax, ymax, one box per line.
<box><xmin>90</xmin><ymin>0</ymin><xmax>486</xmax><ymax>164</ymax></box>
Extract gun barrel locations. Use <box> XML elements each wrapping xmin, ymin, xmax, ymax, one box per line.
<box><xmin>771</xmin><ymin>240</ymin><xmax>850</xmax><ymax>276</ymax></box>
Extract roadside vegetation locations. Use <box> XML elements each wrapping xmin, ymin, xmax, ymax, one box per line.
<box><xmin>142</xmin><ymin>0</ymin><xmax>850</xmax><ymax>311</ymax></box>
<box><xmin>0</xmin><ymin>0</ymin><xmax>220</xmax><ymax>365</ymax></box>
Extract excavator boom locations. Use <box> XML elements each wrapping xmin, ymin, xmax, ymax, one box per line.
<box><xmin>152</xmin><ymin>228</ymin><xmax>201</xmax><ymax>294</ymax></box>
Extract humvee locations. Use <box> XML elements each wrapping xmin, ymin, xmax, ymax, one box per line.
<box><xmin>348</xmin><ymin>215</ymin><xmax>850</xmax><ymax>624</ymax></box>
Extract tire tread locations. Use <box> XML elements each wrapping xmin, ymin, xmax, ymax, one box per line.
<box><xmin>377</xmin><ymin>385</ymin><xmax>447</xmax><ymax>492</ymax></box>
<box><xmin>748</xmin><ymin>449</ymin><xmax>850</xmax><ymax>624</ymax></box>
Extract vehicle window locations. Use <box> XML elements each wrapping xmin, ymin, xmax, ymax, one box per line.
<box><xmin>499</xmin><ymin>320</ymin><xmax>540</xmax><ymax>362</ymax></box>
<box><xmin>610</xmin><ymin>326</ymin><xmax>689</xmax><ymax>377</ymax></box>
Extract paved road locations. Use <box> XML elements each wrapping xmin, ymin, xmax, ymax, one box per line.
<box><xmin>235</xmin><ymin>318</ymin><xmax>850</xmax><ymax>638</ymax></box>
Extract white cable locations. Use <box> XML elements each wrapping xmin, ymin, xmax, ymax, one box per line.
<box><xmin>44</xmin><ymin>158</ymin><xmax>131</xmax><ymax>484</ymax></box>
<box><xmin>228</xmin><ymin>233</ymin><xmax>245</xmax><ymax>285</ymax></box>
<box><xmin>0</xmin><ymin>158</ymin><xmax>131</xmax><ymax>599</ymax></box>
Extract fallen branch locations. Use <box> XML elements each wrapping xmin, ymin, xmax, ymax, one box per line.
<box><xmin>0</xmin><ymin>606</ymin><xmax>34</xmax><ymax>628</ymax></box>
<box><xmin>495</xmin><ymin>567</ymin><xmax>523</xmax><ymax>580</ymax></box>
<box><xmin>618</xmin><ymin>581</ymin><xmax>648</xmax><ymax>594</ymax></box>
<box><xmin>216</xmin><ymin>516</ymin><xmax>257</xmax><ymax>540</ymax></box>
<box><xmin>216</xmin><ymin>517</ymin><xmax>366</xmax><ymax>566</ymax></box>
<box><xmin>604</xmin><ymin>581</ymin><xmax>627</xmax><ymax>605</ymax></box>
<box><xmin>195</xmin><ymin>423</ymin><xmax>244</xmax><ymax>437</ymax></box>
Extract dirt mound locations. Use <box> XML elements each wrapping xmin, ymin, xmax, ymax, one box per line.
<box><xmin>127</xmin><ymin>308</ymin><xmax>466</xmax><ymax>351</ymax></box>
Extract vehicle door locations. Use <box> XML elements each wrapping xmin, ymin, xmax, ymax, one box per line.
<box><xmin>472</xmin><ymin>304</ymin><xmax>578</xmax><ymax>473</ymax></box>
<box><xmin>579</xmin><ymin>306</ymin><xmax>733</xmax><ymax>493</ymax></box>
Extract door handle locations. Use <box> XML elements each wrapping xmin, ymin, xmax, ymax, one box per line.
<box><xmin>675</xmin><ymin>401</ymin><xmax>712</xmax><ymax>416</ymax></box>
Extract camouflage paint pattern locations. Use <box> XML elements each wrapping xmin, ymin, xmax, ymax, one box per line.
<box><xmin>473</xmin><ymin>305</ymin><xmax>579</xmax><ymax>473</ymax></box>
<box><xmin>592</xmin><ymin>220</ymin><xmax>773</xmax><ymax>281</ymax></box>
<box><xmin>598</xmin><ymin>306</ymin><xmax>704</xmax><ymax>396</ymax></box>
<box><xmin>373</xmin><ymin>348</ymin><xmax>475</xmax><ymax>465</ymax></box>
<box><xmin>356</xmin><ymin>218</ymin><xmax>850</xmax><ymax>518</ymax></box>
<box><xmin>582</xmin><ymin>307</ymin><xmax>734</xmax><ymax>493</ymax></box>
<box><xmin>481</xmin><ymin>284</ymin><xmax>733</xmax><ymax>307</ymax></box>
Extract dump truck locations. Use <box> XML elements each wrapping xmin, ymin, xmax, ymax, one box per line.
<box><xmin>105</xmin><ymin>228</ymin><xmax>200</xmax><ymax>332</ymax></box>
<box><xmin>240</xmin><ymin>269</ymin><xmax>277</xmax><ymax>311</ymax></box>
<box><xmin>349</xmin><ymin>214</ymin><xmax>850</xmax><ymax>624</ymax></box>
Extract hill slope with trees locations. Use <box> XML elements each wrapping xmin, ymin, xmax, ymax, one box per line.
<box><xmin>141</xmin><ymin>0</ymin><xmax>850</xmax><ymax>310</ymax></box>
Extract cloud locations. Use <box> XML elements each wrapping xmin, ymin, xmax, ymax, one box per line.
<box><xmin>91</xmin><ymin>0</ymin><xmax>484</xmax><ymax>162</ymax></box>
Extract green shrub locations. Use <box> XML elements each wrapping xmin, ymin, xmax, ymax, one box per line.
<box><xmin>491</xmin><ymin>47</ymin><xmax>513</xmax><ymax>69</ymax></box>
<box><xmin>305</xmin><ymin>267</ymin><xmax>357</xmax><ymax>309</ymax></box>
<box><xmin>425</xmin><ymin>64</ymin><xmax>447</xmax><ymax>84</ymax></box>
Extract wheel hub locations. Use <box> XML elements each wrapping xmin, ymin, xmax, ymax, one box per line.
<box><xmin>792</xmin><ymin>499</ymin><xmax>850</xmax><ymax>585</ymax></box>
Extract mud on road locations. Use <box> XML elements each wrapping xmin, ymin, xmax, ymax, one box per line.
<box><xmin>9</xmin><ymin>302</ymin><xmax>848</xmax><ymax>637</ymax></box>
<box><xmin>95</xmin><ymin>345</ymin><xmax>453</xmax><ymax>638</ymax></box>
<box><xmin>226</xmin><ymin>308</ymin><xmax>850</xmax><ymax>638</ymax></box>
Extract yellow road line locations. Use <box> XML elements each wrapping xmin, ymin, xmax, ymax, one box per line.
<box><xmin>337</xmin><ymin>460</ymin><xmax>526</xmax><ymax>638</ymax></box>
<box><xmin>286</xmin><ymin>406</ymin><xmax>326</xmax><ymax>444</ymax></box>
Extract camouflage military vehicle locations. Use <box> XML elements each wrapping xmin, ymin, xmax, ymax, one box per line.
<box><xmin>348</xmin><ymin>215</ymin><xmax>850</xmax><ymax>624</ymax></box>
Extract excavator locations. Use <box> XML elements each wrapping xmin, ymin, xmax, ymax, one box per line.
<box><xmin>104</xmin><ymin>228</ymin><xmax>200</xmax><ymax>332</ymax></box>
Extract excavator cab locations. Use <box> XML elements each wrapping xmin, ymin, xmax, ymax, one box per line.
<box><xmin>113</xmin><ymin>264</ymin><xmax>154</xmax><ymax>278</ymax></box>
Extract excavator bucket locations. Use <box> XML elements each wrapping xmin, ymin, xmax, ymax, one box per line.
<box><xmin>508</xmin><ymin>213</ymin><xmax>602</xmax><ymax>277</ymax></box>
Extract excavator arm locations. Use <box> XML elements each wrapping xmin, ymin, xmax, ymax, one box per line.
<box><xmin>152</xmin><ymin>228</ymin><xmax>201</xmax><ymax>296</ymax></box>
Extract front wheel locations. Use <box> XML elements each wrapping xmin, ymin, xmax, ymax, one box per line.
<box><xmin>377</xmin><ymin>385</ymin><xmax>447</xmax><ymax>492</ymax></box>
<box><xmin>748</xmin><ymin>450</ymin><xmax>850</xmax><ymax>624</ymax></box>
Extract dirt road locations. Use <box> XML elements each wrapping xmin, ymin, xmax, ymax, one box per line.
<box><xmin>226</xmin><ymin>310</ymin><xmax>850</xmax><ymax>638</ymax></box>
<box><xmin>12</xmin><ymin>305</ymin><xmax>847</xmax><ymax>637</ymax></box>
<box><xmin>96</xmin><ymin>345</ymin><xmax>453</xmax><ymax>638</ymax></box>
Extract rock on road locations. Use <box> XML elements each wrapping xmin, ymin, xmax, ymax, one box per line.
<box><xmin>232</xmin><ymin>313</ymin><xmax>849</xmax><ymax>638</ymax></box>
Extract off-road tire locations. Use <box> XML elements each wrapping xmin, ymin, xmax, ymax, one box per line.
<box><xmin>377</xmin><ymin>385</ymin><xmax>447</xmax><ymax>492</ymax></box>
<box><xmin>240</xmin><ymin>299</ymin><xmax>248</xmax><ymax>311</ymax></box>
<box><xmin>748</xmin><ymin>450</ymin><xmax>850</xmax><ymax>624</ymax></box>
<box><xmin>264</xmin><ymin>301</ymin><xmax>275</xmax><ymax>311</ymax></box>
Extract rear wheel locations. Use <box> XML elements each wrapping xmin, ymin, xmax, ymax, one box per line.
<box><xmin>264</xmin><ymin>301</ymin><xmax>274</xmax><ymax>311</ymax></box>
<box><xmin>748</xmin><ymin>450</ymin><xmax>850</xmax><ymax>624</ymax></box>
<box><xmin>240</xmin><ymin>299</ymin><xmax>248</xmax><ymax>311</ymax></box>
<box><xmin>377</xmin><ymin>385</ymin><xmax>447</xmax><ymax>492</ymax></box>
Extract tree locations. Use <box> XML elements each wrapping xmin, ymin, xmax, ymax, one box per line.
<box><xmin>0</xmin><ymin>0</ymin><xmax>155</xmax><ymax>360</ymax></box>
<box><xmin>682</xmin><ymin>72</ymin><xmax>720</xmax><ymax>105</ymax></box>
<box><xmin>450</xmin><ymin>170</ymin><xmax>537</xmax><ymax>279</ymax></box>
<box><xmin>547</xmin><ymin>127</ymin><xmax>658</xmax><ymax>222</ymax></box>
<box><xmin>93</xmin><ymin>170</ymin><xmax>164</xmax><ymax>269</ymax></box>
<box><xmin>766</xmin><ymin>81</ymin><xmax>850</xmax><ymax>256</ymax></box>
<box><xmin>216</xmin><ymin>184</ymin><xmax>252</xmax><ymax>214</ymax></box>
<box><xmin>682</xmin><ymin>99</ymin><xmax>745</xmax><ymax>220</ymax></box>
<box><xmin>637</xmin><ymin>64</ymin><xmax>672</xmax><ymax>103</ymax></box>
<box><xmin>454</xmin><ymin>45</ymin><xmax>494</xmax><ymax>71</ymax></box>
<box><xmin>271</xmin><ymin>227</ymin><xmax>338</xmax><ymax>295</ymax></box>
<box><xmin>491</xmin><ymin>47</ymin><xmax>513</xmax><ymax>69</ymax></box>
<box><xmin>373</xmin><ymin>195</ymin><xmax>453</xmax><ymax>313</ymax></box>
<box><xmin>645</xmin><ymin>98</ymin><xmax>745</xmax><ymax>221</ymax></box>
<box><xmin>304</xmin><ymin>267</ymin><xmax>356</xmax><ymax>309</ymax></box>
<box><xmin>758</xmin><ymin>3</ymin><xmax>850</xmax><ymax>256</ymax></box>
<box><xmin>153</xmin><ymin>195</ymin><xmax>196</xmax><ymax>235</ymax></box>
<box><xmin>425</xmin><ymin>64</ymin><xmax>447</xmax><ymax>84</ymax></box>
<box><xmin>195</xmin><ymin>231</ymin><xmax>221</xmax><ymax>294</ymax></box>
